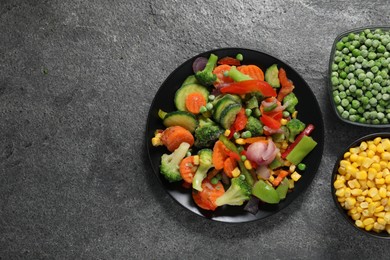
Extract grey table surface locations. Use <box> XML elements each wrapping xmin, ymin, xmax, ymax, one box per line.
<box><xmin>1</xmin><ymin>0</ymin><xmax>390</xmax><ymax>259</ymax></box>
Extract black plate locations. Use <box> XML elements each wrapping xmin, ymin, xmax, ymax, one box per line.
<box><xmin>331</xmin><ymin>132</ymin><xmax>390</xmax><ymax>239</ymax></box>
<box><xmin>146</xmin><ymin>48</ymin><xmax>324</xmax><ymax>223</ymax></box>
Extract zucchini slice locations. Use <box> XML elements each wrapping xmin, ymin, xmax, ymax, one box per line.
<box><xmin>219</xmin><ymin>103</ymin><xmax>242</xmax><ymax>129</ymax></box>
<box><xmin>163</xmin><ymin>111</ymin><xmax>198</xmax><ymax>133</ymax></box>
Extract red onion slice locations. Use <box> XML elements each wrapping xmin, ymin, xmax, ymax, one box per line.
<box><xmin>192</xmin><ymin>57</ymin><xmax>208</xmax><ymax>73</ymax></box>
<box><xmin>256</xmin><ymin>165</ymin><xmax>271</xmax><ymax>180</ymax></box>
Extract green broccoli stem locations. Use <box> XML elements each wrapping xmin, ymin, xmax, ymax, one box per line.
<box><xmin>228</xmin><ymin>66</ymin><xmax>252</xmax><ymax>82</ymax></box>
<box><xmin>204</xmin><ymin>53</ymin><xmax>218</xmax><ymax>72</ymax></box>
<box><xmin>192</xmin><ymin>167</ymin><xmax>208</xmax><ymax>191</ymax></box>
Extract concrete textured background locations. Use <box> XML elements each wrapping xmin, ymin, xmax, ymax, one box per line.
<box><xmin>1</xmin><ymin>0</ymin><xmax>390</xmax><ymax>259</ymax></box>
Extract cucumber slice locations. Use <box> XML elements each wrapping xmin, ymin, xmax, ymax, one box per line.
<box><xmin>265</xmin><ymin>64</ymin><xmax>280</xmax><ymax>88</ymax></box>
<box><xmin>163</xmin><ymin>111</ymin><xmax>198</xmax><ymax>133</ymax></box>
<box><xmin>213</xmin><ymin>95</ymin><xmax>239</xmax><ymax>122</ymax></box>
<box><xmin>174</xmin><ymin>83</ymin><xmax>209</xmax><ymax>112</ymax></box>
<box><xmin>219</xmin><ymin>103</ymin><xmax>242</xmax><ymax>129</ymax></box>
<box><xmin>182</xmin><ymin>75</ymin><xmax>199</xmax><ymax>86</ymax></box>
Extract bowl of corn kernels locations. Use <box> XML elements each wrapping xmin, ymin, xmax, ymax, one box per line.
<box><xmin>332</xmin><ymin>132</ymin><xmax>390</xmax><ymax>238</ymax></box>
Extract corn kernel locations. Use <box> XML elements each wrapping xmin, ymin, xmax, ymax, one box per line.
<box><xmin>292</xmin><ymin>111</ymin><xmax>298</xmax><ymax>119</ymax></box>
<box><xmin>372</xmin><ymin>163</ymin><xmax>381</xmax><ymax>172</ymax></box>
<box><xmin>379</xmin><ymin>187</ymin><xmax>387</xmax><ymax>198</ymax></box>
<box><xmin>375</xmin><ymin>212</ymin><xmax>386</xmax><ymax>218</ymax></box>
<box><xmin>350</xmin><ymin>208</ymin><xmax>358</xmax><ymax>214</ymax></box>
<box><xmin>362</xmin><ymin>209</ymin><xmax>371</xmax><ymax>217</ymax></box>
<box><xmin>288</xmin><ymin>179</ymin><xmax>294</xmax><ymax>189</ymax></box>
<box><xmin>340</xmin><ymin>160</ymin><xmax>351</xmax><ymax>168</ymax></box>
<box><xmin>359</xmin><ymin>180</ymin><xmax>368</xmax><ymax>189</ymax></box>
<box><xmin>381</xmin><ymin>162</ymin><xmax>389</xmax><ymax>171</ymax></box>
<box><xmin>345</xmin><ymin>187</ymin><xmax>351</xmax><ymax>198</ymax></box>
<box><xmin>345</xmin><ymin>197</ymin><xmax>357</xmax><ymax>209</ymax></box>
<box><xmin>355</xmin><ymin>220</ymin><xmax>364</xmax><ymax>228</ymax></box>
<box><xmin>360</xmin><ymin>201</ymin><xmax>369</xmax><ymax>209</ymax></box>
<box><xmin>333</xmin><ymin>179</ymin><xmax>345</xmax><ymax>189</ymax></box>
<box><xmin>384</xmin><ymin>213</ymin><xmax>390</xmax><ymax>223</ymax></box>
<box><xmin>350</xmin><ymin>147</ymin><xmax>360</xmax><ymax>154</ymax></box>
<box><xmin>372</xmin><ymin>194</ymin><xmax>382</xmax><ymax>201</ymax></box>
<box><xmin>344</xmin><ymin>152</ymin><xmax>351</xmax><ymax>159</ymax></box>
<box><xmin>368</xmin><ymin>203</ymin><xmax>377</xmax><ymax>214</ymax></box>
<box><xmin>351</xmin><ymin>189</ymin><xmax>363</xmax><ymax>196</ymax></box>
<box><xmin>232</xmin><ymin>167</ymin><xmax>241</xmax><ymax>178</ymax></box>
<box><xmin>338</xmin><ymin>197</ymin><xmax>346</xmax><ymax>203</ymax></box>
<box><xmin>376</xmin><ymin>178</ymin><xmax>385</xmax><ymax>185</ymax></box>
<box><xmin>291</xmin><ymin>171</ymin><xmax>301</xmax><ymax>182</ymax></box>
<box><xmin>372</xmin><ymin>155</ymin><xmax>380</xmax><ymax>163</ymax></box>
<box><xmin>356</xmin><ymin>171</ymin><xmax>367</xmax><ymax>180</ymax></box>
<box><xmin>338</xmin><ymin>167</ymin><xmax>346</xmax><ymax>175</ymax></box>
<box><xmin>193</xmin><ymin>155</ymin><xmax>200</xmax><ymax>165</ymax></box>
<box><xmin>367</xmin><ymin>180</ymin><xmax>375</xmax><ymax>188</ymax></box>
<box><xmin>357</xmin><ymin>196</ymin><xmax>366</xmax><ymax>202</ymax></box>
<box><xmin>366</xmin><ymin>197</ymin><xmax>373</xmax><ymax>203</ymax></box>
<box><xmin>289</xmin><ymin>164</ymin><xmax>296</xmax><ymax>173</ymax></box>
<box><xmin>362</xmin><ymin>158</ymin><xmax>374</xmax><ymax>168</ymax></box>
<box><xmin>365</xmin><ymin>224</ymin><xmax>374</xmax><ymax>231</ymax></box>
<box><xmin>368</xmin><ymin>187</ymin><xmax>379</xmax><ymax>197</ymax></box>
<box><xmin>280</xmin><ymin>118</ymin><xmax>288</xmax><ymax>125</ymax></box>
<box><xmin>345</xmin><ymin>173</ymin><xmax>351</xmax><ymax>181</ymax></box>
<box><xmin>362</xmin><ymin>189</ymin><xmax>368</xmax><ymax>196</ymax></box>
<box><xmin>374</xmin><ymin>137</ymin><xmax>382</xmax><ymax>145</ymax></box>
<box><xmin>381</xmin><ymin>198</ymin><xmax>388</xmax><ymax>206</ymax></box>
<box><xmin>360</xmin><ymin>141</ymin><xmax>368</xmax><ymax>151</ymax></box>
<box><xmin>351</xmin><ymin>213</ymin><xmax>361</xmax><ymax>220</ymax></box>
<box><xmin>375</xmin><ymin>205</ymin><xmax>385</xmax><ymax>213</ymax></box>
<box><xmin>235</xmin><ymin>138</ymin><xmax>245</xmax><ymax>145</ymax></box>
<box><xmin>335</xmin><ymin>188</ymin><xmax>345</xmax><ymax>197</ymax></box>
<box><xmin>382</xmin><ymin>139</ymin><xmax>390</xmax><ymax>150</ymax></box>
<box><xmin>350</xmin><ymin>153</ymin><xmax>359</xmax><ymax>162</ymax></box>
<box><xmin>244</xmin><ymin>160</ymin><xmax>252</xmax><ymax>170</ymax></box>
<box><xmin>376</xmin><ymin>144</ymin><xmax>385</xmax><ymax>154</ymax></box>
<box><xmin>382</xmin><ymin>152</ymin><xmax>390</xmax><ymax>161</ymax></box>
<box><xmin>268</xmin><ymin>175</ymin><xmax>275</xmax><ymax>182</ymax></box>
<box><xmin>363</xmin><ymin>218</ymin><xmax>375</xmax><ymax>226</ymax></box>
<box><xmin>224</xmin><ymin>129</ymin><xmax>231</xmax><ymax>137</ymax></box>
<box><xmin>368</xmin><ymin>168</ymin><xmax>377</xmax><ymax>180</ymax></box>
<box><xmin>374</xmin><ymin>222</ymin><xmax>385</xmax><ymax>231</ymax></box>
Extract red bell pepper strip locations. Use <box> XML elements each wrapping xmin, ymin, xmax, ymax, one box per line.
<box><xmin>260</xmin><ymin>113</ymin><xmax>281</xmax><ymax>130</ymax></box>
<box><xmin>220</xmin><ymin>80</ymin><xmax>277</xmax><ymax>97</ymax></box>
<box><xmin>232</xmin><ymin>108</ymin><xmax>247</xmax><ymax>132</ymax></box>
<box><xmin>218</xmin><ymin>56</ymin><xmax>241</xmax><ymax>66</ymax></box>
<box><xmin>281</xmin><ymin>124</ymin><xmax>315</xmax><ymax>159</ymax></box>
<box><xmin>277</xmin><ymin>68</ymin><xmax>295</xmax><ymax>102</ymax></box>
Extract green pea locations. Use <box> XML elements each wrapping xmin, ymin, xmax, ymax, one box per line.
<box><xmin>332</xmin><ymin>63</ymin><xmax>338</xmax><ymax>71</ymax></box>
<box><xmin>371</xmin><ymin>66</ymin><xmax>379</xmax><ymax>73</ymax></box>
<box><xmin>236</xmin><ymin>53</ymin><xmax>244</xmax><ymax>61</ymax></box>
<box><xmin>377</xmin><ymin>45</ymin><xmax>386</xmax><ymax>53</ymax></box>
<box><xmin>351</xmin><ymin>100</ymin><xmax>360</xmax><ymax>109</ymax></box>
<box><xmin>297</xmin><ymin>163</ymin><xmax>306</xmax><ymax>171</ymax></box>
<box><xmin>341</xmin><ymin>110</ymin><xmax>349</xmax><ymax>118</ymax></box>
<box><xmin>336</xmin><ymin>41</ymin><xmax>344</xmax><ymax>51</ymax></box>
<box><xmin>352</xmin><ymin>49</ymin><xmax>361</xmax><ymax>57</ymax></box>
<box><xmin>339</xmin><ymin>61</ymin><xmax>347</xmax><ymax>69</ymax></box>
<box><xmin>341</xmin><ymin>98</ymin><xmax>349</xmax><ymax>107</ymax></box>
<box><xmin>334</xmin><ymin>95</ymin><xmax>341</xmax><ymax>104</ymax></box>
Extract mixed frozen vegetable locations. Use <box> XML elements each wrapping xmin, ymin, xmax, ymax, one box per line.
<box><xmin>151</xmin><ymin>53</ymin><xmax>318</xmax><ymax>213</ymax></box>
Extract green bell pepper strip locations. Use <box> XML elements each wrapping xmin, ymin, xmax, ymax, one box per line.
<box><xmin>252</xmin><ymin>179</ymin><xmax>280</xmax><ymax>204</ymax></box>
<box><xmin>219</xmin><ymin>135</ymin><xmax>254</xmax><ymax>186</ymax></box>
<box><xmin>276</xmin><ymin>177</ymin><xmax>289</xmax><ymax>200</ymax></box>
<box><xmin>285</xmin><ymin>135</ymin><xmax>317</xmax><ymax>165</ymax></box>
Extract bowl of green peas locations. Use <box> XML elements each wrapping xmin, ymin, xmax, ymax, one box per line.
<box><xmin>328</xmin><ymin>26</ymin><xmax>390</xmax><ymax>127</ymax></box>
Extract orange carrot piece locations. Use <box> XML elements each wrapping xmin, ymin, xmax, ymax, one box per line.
<box><xmin>272</xmin><ymin>170</ymin><xmax>289</xmax><ymax>186</ymax></box>
<box><xmin>213</xmin><ymin>64</ymin><xmax>233</xmax><ymax>86</ymax></box>
<box><xmin>277</xmin><ymin>68</ymin><xmax>295</xmax><ymax>102</ymax></box>
<box><xmin>192</xmin><ymin>179</ymin><xmax>225</xmax><ymax>211</ymax></box>
<box><xmin>237</xmin><ymin>65</ymin><xmax>264</xmax><ymax>81</ymax></box>
<box><xmin>212</xmin><ymin>140</ymin><xmax>228</xmax><ymax>170</ymax></box>
<box><xmin>223</xmin><ymin>157</ymin><xmax>237</xmax><ymax>178</ymax></box>
<box><xmin>161</xmin><ymin>126</ymin><xmax>194</xmax><ymax>152</ymax></box>
<box><xmin>179</xmin><ymin>156</ymin><xmax>198</xmax><ymax>184</ymax></box>
<box><xmin>242</xmin><ymin>136</ymin><xmax>267</xmax><ymax>144</ymax></box>
<box><xmin>185</xmin><ymin>93</ymin><xmax>207</xmax><ymax>114</ymax></box>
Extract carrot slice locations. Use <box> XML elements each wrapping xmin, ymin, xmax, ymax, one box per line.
<box><xmin>185</xmin><ymin>93</ymin><xmax>207</xmax><ymax>114</ymax></box>
<box><xmin>272</xmin><ymin>170</ymin><xmax>289</xmax><ymax>186</ymax></box>
<box><xmin>161</xmin><ymin>126</ymin><xmax>194</xmax><ymax>152</ymax></box>
<box><xmin>212</xmin><ymin>140</ymin><xmax>228</xmax><ymax>170</ymax></box>
<box><xmin>192</xmin><ymin>179</ymin><xmax>225</xmax><ymax>211</ymax></box>
<box><xmin>223</xmin><ymin>157</ymin><xmax>237</xmax><ymax>178</ymax></box>
<box><xmin>242</xmin><ymin>136</ymin><xmax>267</xmax><ymax>144</ymax></box>
<box><xmin>213</xmin><ymin>64</ymin><xmax>233</xmax><ymax>86</ymax></box>
<box><xmin>237</xmin><ymin>65</ymin><xmax>264</xmax><ymax>81</ymax></box>
<box><xmin>179</xmin><ymin>156</ymin><xmax>198</xmax><ymax>184</ymax></box>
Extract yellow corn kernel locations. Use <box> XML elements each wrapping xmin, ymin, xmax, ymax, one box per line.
<box><xmin>374</xmin><ymin>222</ymin><xmax>385</xmax><ymax>231</ymax></box>
<box><xmin>224</xmin><ymin>129</ymin><xmax>231</xmax><ymax>137</ymax></box>
<box><xmin>244</xmin><ymin>160</ymin><xmax>252</xmax><ymax>170</ymax></box>
<box><xmin>374</xmin><ymin>137</ymin><xmax>382</xmax><ymax>145</ymax></box>
<box><xmin>346</xmin><ymin>165</ymin><xmax>358</xmax><ymax>175</ymax></box>
<box><xmin>335</xmin><ymin>188</ymin><xmax>345</xmax><ymax>197</ymax></box>
<box><xmin>292</xmin><ymin>111</ymin><xmax>298</xmax><ymax>119</ymax></box>
<box><xmin>360</xmin><ymin>201</ymin><xmax>369</xmax><ymax>209</ymax></box>
<box><xmin>350</xmin><ymin>153</ymin><xmax>359</xmax><ymax>162</ymax></box>
<box><xmin>367</xmin><ymin>150</ymin><xmax>375</xmax><ymax>158</ymax></box>
<box><xmin>350</xmin><ymin>147</ymin><xmax>360</xmax><ymax>154</ymax></box>
<box><xmin>362</xmin><ymin>209</ymin><xmax>371</xmax><ymax>217</ymax></box>
<box><xmin>384</xmin><ymin>213</ymin><xmax>390</xmax><ymax>223</ymax></box>
<box><xmin>381</xmin><ymin>198</ymin><xmax>388</xmax><ymax>206</ymax></box>
<box><xmin>381</xmin><ymin>162</ymin><xmax>388</xmax><ymax>171</ymax></box>
<box><xmin>372</xmin><ymin>194</ymin><xmax>382</xmax><ymax>201</ymax></box>
<box><xmin>280</xmin><ymin>118</ymin><xmax>288</xmax><ymax>125</ymax></box>
<box><xmin>345</xmin><ymin>173</ymin><xmax>351</xmax><ymax>181</ymax></box>
<box><xmin>288</xmin><ymin>179</ymin><xmax>294</xmax><ymax>189</ymax></box>
<box><xmin>365</xmin><ymin>224</ymin><xmax>374</xmax><ymax>231</ymax></box>
<box><xmin>372</xmin><ymin>155</ymin><xmax>380</xmax><ymax>163</ymax></box>
<box><xmin>351</xmin><ymin>162</ymin><xmax>359</xmax><ymax>168</ymax></box>
<box><xmin>345</xmin><ymin>197</ymin><xmax>357</xmax><ymax>209</ymax></box>
<box><xmin>357</xmin><ymin>196</ymin><xmax>366</xmax><ymax>202</ymax></box>
<box><xmin>362</xmin><ymin>189</ymin><xmax>368</xmax><ymax>196</ymax></box>
<box><xmin>363</xmin><ymin>218</ymin><xmax>375</xmax><ymax>226</ymax></box>
<box><xmin>368</xmin><ymin>203</ymin><xmax>376</xmax><ymax>214</ymax></box>
<box><xmin>379</xmin><ymin>187</ymin><xmax>387</xmax><ymax>198</ymax></box>
<box><xmin>371</xmin><ymin>163</ymin><xmax>381</xmax><ymax>172</ymax></box>
<box><xmin>381</xmin><ymin>152</ymin><xmax>390</xmax><ymax>161</ymax></box>
<box><xmin>362</xmin><ymin>157</ymin><xmax>374</xmax><ymax>168</ymax></box>
<box><xmin>376</xmin><ymin>144</ymin><xmax>385</xmax><ymax>154</ymax></box>
<box><xmin>349</xmin><ymin>208</ymin><xmax>358</xmax><ymax>214</ymax></box>
<box><xmin>334</xmin><ymin>179</ymin><xmax>345</xmax><ymax>189</ymax></box>
<box><xmin>351</xmin><ymin>188</ymin><xmax>363</xmax><ymax>196</ymax></box>
<box><xmin>348</xmin><ymin>179</ymin><xmax>361</xmax><ymax>189</ymax></box>
<box><xmin>151</xmin><ymin>133</ymin><xmax>163</xmax><ymax>146</ymax></box>
<box><xmin>368</xmin><ymin>187</ymin><xmax>379</xmax><ymax>198</ymax></box>
<box><xmin>376</xmin><ymin>172</ymin><xmax>383</xmax><ymax>179</ymax></box>
<box><xmin>375</xmin><ymin>212</ymin><xmax>386</xmax><ymax>218</ymax></box>
<box><xmin>356</xmin><ymin>171</ymin><xmax>367</xmax><ymax>180</ymax></box>
<box><xmin>359</xmin><ymin>180</ymin><xmax>368</xmax><ymax>189</ymax></box>
<box><xmin>376</xmin><ymin>178</ymin><xmax>385</xmax><ymax>185</ymax></box>
<box><xmin>338</xmin><ymin>167</ymin><xmax>346</xmax><ymax>175</ymax></box>
<box><xmin>281</xmin><ymin>142</ymin><xmax>288</xmax><ymax>150</ymax></box>
<box><xmin>375</xmin><ymin>205</ymin><xmax>385</xmax><ymax>213</ymax></box>
<box><xmin>351</xmin><ymin>213</ymin><xmax>361</xmax><ymax>221</ymax></box>
<box><xmin>368</xmin><ymin>168</ymin><xmax>377</xmax><ymax>180</ymax></box>
<box><xmin>235</xmin><ymin>138</ymin><xmax>245</xmax><ymax>145</ymax></box>
<box><xmin>344</xmin><ymin>187</ymin><xmax>351</xmax><ymax>198</ymax></box>
<box><xmin>368</xmin><ymin>143</ymin><xmax>377</xmax><ymax>152</ymax></box>
<box><xmin>344</xmin><ymin>152</ymin><xmax>351</xmax><ymax>159</ymax></box>
<box><xmin>340</xmin><ymin>160</ymin><xmax>351</xmax><ymax>167</ymax></box>
<box><xmin>232</xmin><ymin>167</ymin><xmax>241</xmax><ymax>178</ymax></box>
<box><xmin>365</xmin><ymin>197</ymin><xmax>373</xmax><ymax>203</ymax></box>
<box><xmin>269</xmin><ymin>175</ymin><xmax>275</xmax><ymax>183</ymax></box>
<box><xmin>377</xmin><ymin>217</ymin><xmax>387</xmax><ymax>226</ymax></box>
<box><xmin>289</xmin><ymin>164</ymin><xmax>296</xmax><ymax>173</ymax></box>
<box><xmin>355</xmin><ymin>219</ymin><xmax>364</xmax><ymax>228</ymax></box>
<box><xmin>367</xmin><ymin>180</ymin><xmax>375</xmax><ymax>188</ymax></box>
<box><xmin>291</xmin><ymin>171</ymin><xmax>301</xmax><ymax>182</ymax></box>
<box><xmin>338</xmin><ymin>197</ymin><xmax>346</xmax><ymax>203</ymax></box>
<box><xmin>359</xmin><ymin>151</ymin><xmax>368</xmax><ymax>158</ymax></box>
<box><xmin>381</xmin><ymin>138</ymin><xmax>390</xmax><ymax>150</ymax></box>
<box><xmin>360</xmin><ymin>141</ymin><xmax>368</xmax><ymax>151</ymax></box>
<box><xmin>356</xmin><ymin>206</ymin><xmax>363</xmax><ymax>213</ymax></box>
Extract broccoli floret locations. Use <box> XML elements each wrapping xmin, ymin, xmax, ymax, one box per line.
<box><xmin>192</xmin><ymin>149</ymin><xmax>213</xmax><ymax>191</ymax></box>
<box><xmin>283</xmin><ymin>93</ymin><xmax>298</xmax><ymax>114</ymax></box>
<box><xmin>245</xmin><ymin>116</ymin><xmax>263</xmax><ymax>136</ymax></box>
<box><xmin>195</xmin><ymin>54</ymin><xmax>218</xmax><ymax>86</ymax></box>
<box><xmin>286</xmin><ymin>118</ymin><xmax>305</xmax><ymax>143</ymax></box>
<box><xmin>160</xmin><ymin>142</ymin><xmax>191</xmax><ymax>182</ymax></box>
<box><xmin>228</xmin><ymin>66</ymin><xmax>252</xmax><ymax>82</ymax></box>
<box><xmin>194</xmin><ymin>117</ymin><xmax>224</xmax><ymax>148</ymax></box>
<box><xmin>215</xmin><ymin>176</ymin><xmax>252</xmax><ymax>206</ymax></box>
